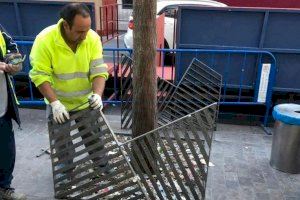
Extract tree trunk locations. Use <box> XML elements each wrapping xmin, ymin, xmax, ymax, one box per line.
<box><xmin>132</xmin><ymin>0</ymin><xmax>157</xmax><ymax>138</ymax></box>
<box><xmin>132</xmin><ymin>0</ymin><xmax>157</xmax><ymax>173</ymax></box>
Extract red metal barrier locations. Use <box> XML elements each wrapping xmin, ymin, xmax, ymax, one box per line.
<box><xmin>98</xmin><ymin>2</ymin><xmax>119</xmax><ymax>43</ymax></box>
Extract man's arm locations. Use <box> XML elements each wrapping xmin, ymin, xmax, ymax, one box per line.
<box><xmin>89</xmin><ymin>32</ymin><xmax>109</xmax><ymax>82</ymax></box>
<box><xmin>29</xmin><ymin>38</ymin><xmax>53</xmax><ymax>92</ymax></box>
<box><xmin>92</xmin><ymin>76</ymin><xmax>106</xmax><ymax>96</ymax></box>
<box><xmin>88</xmin><ymin>32</ymin><xmax>109</xmax><ymax>110</ymax></box>
<box><xmin>37</xmin><ymin>81</ymin><xmax>57</xmax><ymax>103</ymax></box>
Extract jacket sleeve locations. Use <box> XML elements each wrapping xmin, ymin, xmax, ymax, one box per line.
<box><xmin>89</xmin><ymin>34</ymin><xmax>109</xmax><ymax>81</ymax></box>
<box><xmin>0</xmin><ymin>24</ymin><xmax>19</xmax><ymax>54</ymax></box>
<box><xmin>29</xmin><ymin>38</ymin><xmax>53</xmax><ymax>87</ymax></box>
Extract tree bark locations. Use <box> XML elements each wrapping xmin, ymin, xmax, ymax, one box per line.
<box><xmin>132</xmin><ymin>0</ymin><xmax>157</xmax><ymax>137</ymax></box>
<box><xmin>132</xmin><ymin>0</ymin><xmax>157</xmax><ymax>173</ymax></box>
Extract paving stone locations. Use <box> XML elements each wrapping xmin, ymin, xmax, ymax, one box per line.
<box><xmin>250</xmin><ymin>168</ymin><xmax>266</xmax><ymax>184</ymax></box>
<box><xmin>225</xmin><ymin>180</ymin><xmax>240</xmax><ymax>190</ymax></box>
<box><xmin>224</xmin><ymin>163</ymin><xmax>237</xmax><ymax>173</ymax></box>
<box><xmin>285</xmin><ymin>197</ymin><xmax>299</xmax><ymax>200</ymax></box>
<box><xmin>226</xmin><ymin>189</ymin><xmax>241</xmax><ymax>200</ymax></box>
<box><xmin>224</xmin><ymin>172</ymin><xmax>238</xmax><ymax>182</ymax></box>
<box><xmin>238</xmin><ymin>177</ymin><xmax>253</xmax><ymax>187</ymax></box>
<box><xmin>205</xmin><ymin>188</ymin><xmax>213</xmax><ymax>200</ymax></box>
<box><xmin>255</xmin><ymin>192</ymin><xmax>270</xmax><ymax>200</ymax></box>
<box><xmin>265</xmin><ymin>175</ymin><xmax>281</xmax><ymax>190</ymax></box>
<box><xmin>267</xmin><ymin>189</ymin><xmax>285</xmax><ymax>200</ymax></box>
<box><xmin>239</xmin><ymin>186</ymin><xmax>255</xmax><ymax>200</ymax></box>
<box><xmin>212</xmin><ymin>190</ymin><xmax>229</xmax><ymax>200</ymax></box>
<box><xmin>283</xmin><ymin>191</ymin><xmax>300</xmax><ymax>198</ymax></box>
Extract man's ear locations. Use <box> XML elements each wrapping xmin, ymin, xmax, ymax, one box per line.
<box><xmin>62</xmin><ymin>20</ymin><xmax>70</xmax><ymax>31</ymax></box>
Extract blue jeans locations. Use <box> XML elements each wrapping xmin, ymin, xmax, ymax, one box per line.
<box><xmin>0</xmin><ymin>113</ymin><xmax>15</xmax><ymax>188</ymax></box>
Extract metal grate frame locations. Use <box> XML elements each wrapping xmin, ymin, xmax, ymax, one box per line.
<box><xmin>120</xmin><ymin>103</ymin><xmax>218</xmax><ymax>199</ymax></box>
<box><xmin>48</xmin><ymin>108</ymin><xmax>146</xmax><ymax>199</ymax></box>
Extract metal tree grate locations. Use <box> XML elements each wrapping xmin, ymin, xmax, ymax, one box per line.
<box><xmin>121</xmin><ymin>56</ymin><xmax>222</xmax><ymax>129</ymax></box>
<box><xmin>120</xmin><ymin>103</ymin><xmax>218</xmax><ymax>200</ymax></box>
<box><xmin>157</xmin><ymin>77</ymin><xmax>177</xmax><ymax>112</ymax></box>
<box><xmin>48</xmin><ymin>103</ymin><xmax>217</xmax><ymax>199</ymax></box>
<box><xmin>48</xmin><ymin>108</ymin><xmax>146</xmax><ymax>199</ymax></box>
<box><xmin>158</xmin><ymin>58</ymin><xmax>222</xmax><ymax>126</ymax></box>
<box><xmin>120</xmin><ymin>54</ymin><xmax>134</xmax><ymax>129</ymax></box>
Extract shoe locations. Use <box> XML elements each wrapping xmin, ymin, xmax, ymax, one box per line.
<box><xmin>0</xmin><ymin>188</ymin><xmax>27</xmax><ymax>200</ymax></box>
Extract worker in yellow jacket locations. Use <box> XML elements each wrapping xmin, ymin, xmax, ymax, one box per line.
<box><xmin>29</xmin><ymin>3</ymin><xmax>109</xmax><ymax>188</ymax></box>
<box><xmin>30</xmin><ymin>3</ymin><xmax>108</xmax><ymax>117</ymax></box>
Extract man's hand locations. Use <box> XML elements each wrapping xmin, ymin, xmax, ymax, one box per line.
<box><xmin>4</xmin><ymin>64</ymin><xmax>21</xmax><ymax>74</ymax></box>
<box><xmin>4</xmin><ymin>53</ymin><xmax>23</xmax><ymax>74</ymax></box>
<box><xmin>0</xmin><ymin>62</ymin><xmax>20</xmax><ymax>74</ymax></box>
<box><xmin>88</xmin><ymin>93</ymin><xmax>103</xmax><ymax>110</ymax></box>
<box><xmin>50</xmin><ymin>100</ymin><xmax>70</xmax><ymax>124</ymax></box>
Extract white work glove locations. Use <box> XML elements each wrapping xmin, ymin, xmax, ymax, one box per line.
<box><xmin>88</xmin><ymin>93</ymin><xmax>103</xmax><ymax>110</ymax></box>
<box><xmin>50</xmin><ymin>100</ymin><xmax>70</xmax><ymax>124</ymax></box>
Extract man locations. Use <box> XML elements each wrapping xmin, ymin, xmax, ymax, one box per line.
<box><xmin>0</xmin><ymin>24</ymin><xmax>26</xmax><ymax>200</ymax></box>
<box><xmin>29</xmin><ymin>3</ymin><xmax>109</xmax><ymax>189</ymax></box>
<box><xmin>30</xmin><ymin>3</ymin><xmax>108</xmax><ymax>116</ymax></box>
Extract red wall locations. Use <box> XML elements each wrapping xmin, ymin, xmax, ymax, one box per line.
<box><xmin>219</xmin><ymin>0</ymin><xmax>300</xmax><ymax>8</ymax></box>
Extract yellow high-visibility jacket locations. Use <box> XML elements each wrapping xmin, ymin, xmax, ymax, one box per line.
<box><xmin>29</xmin><ymin>19</ymin><xmax>108</xmax><ymax>111</ymax></box>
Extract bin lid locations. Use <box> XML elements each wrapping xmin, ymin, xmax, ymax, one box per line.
<box><xmin>273</xmin><ymin>104</ymin><xmax>300</xmax><ymax>125</ymax></box>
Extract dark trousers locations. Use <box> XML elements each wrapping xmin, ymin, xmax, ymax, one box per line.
<box><xmin>0</xmin><ymin>113</ymin><xmax>15</xmax><ymax>188</ymax></box>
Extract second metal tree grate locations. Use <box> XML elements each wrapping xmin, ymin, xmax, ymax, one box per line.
<box><xmin>120</xmin><ymin>55</ymin><xmax>222</xmax><ymax>129</ymax></box>
<box><xmin>120</xmin><ymin>103</ymin><xmax>218</xmax><ymax>199</ymax></box>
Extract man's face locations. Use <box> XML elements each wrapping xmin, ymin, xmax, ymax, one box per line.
<box><xmin>64</xmin><ymin>15</ymin><xmax>91</xmax><ymax>44</ymax></box>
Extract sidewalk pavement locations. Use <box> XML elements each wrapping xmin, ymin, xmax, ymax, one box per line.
<box><xmin>11</xmin><ymin>108</ymin><xmax>300</xmax><ymax>200</ymax></box>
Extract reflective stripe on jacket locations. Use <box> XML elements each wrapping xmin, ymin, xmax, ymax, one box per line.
<box><xmin>29</xmin><ymin>19</ymin><xmax>109</xmax><ymax>111</ymax></box>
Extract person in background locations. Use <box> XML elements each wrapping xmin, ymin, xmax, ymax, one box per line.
<box><xmin>0</xmin><ymin>24</ymin><xmax>26</xmax><ymax>200</ymax></box>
